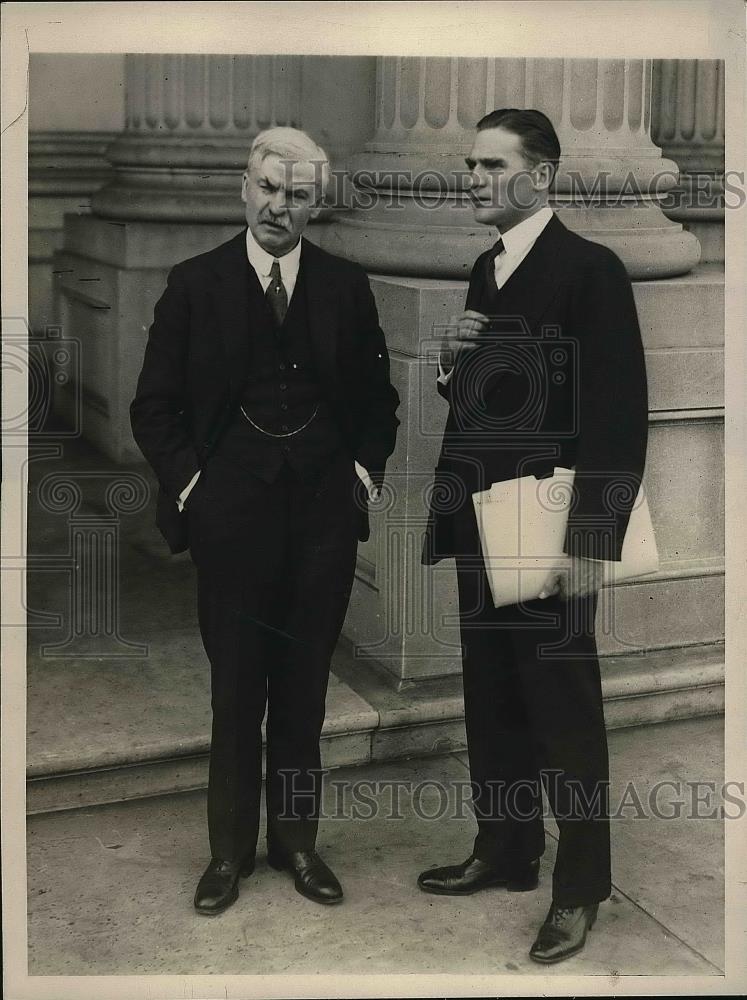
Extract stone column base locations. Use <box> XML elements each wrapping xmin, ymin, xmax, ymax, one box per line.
<box><xmin>321</xmin><ymin>200</ymin><xmax>701</xmax><ymax>281</ymax></box>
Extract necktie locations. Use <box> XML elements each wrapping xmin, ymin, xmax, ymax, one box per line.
<box><xmin>266</xmin><ymin>259</ymin><xmax>288</xmax><ymax>328</ymax></box>
<box><xmin>486</xmin><ymin>236</ymin><xmax>506</xmax><ymax>288</ymax></box>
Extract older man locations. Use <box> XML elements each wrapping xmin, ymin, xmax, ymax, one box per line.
<box><xmin>131</xmin><ymin>127</ymin><xmax>399</xmax><ymax>914</ymax></box>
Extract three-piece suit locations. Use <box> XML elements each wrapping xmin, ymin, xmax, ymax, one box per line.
<box><xmin>131</xmin><ymin>230</ymin><xmax>399</xmax><ymax>862</ymax></box>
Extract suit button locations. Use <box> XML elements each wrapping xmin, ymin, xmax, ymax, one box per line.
<box><xmin>279</xmin><ymin>363</ymin><xmax>286</xmax><ymax>371</ymax></box>
<box><xmin>282</xmin><ymin>444</ymin><xmax>291</xmax><ymax>452</ymax></box>
<box><xmin>279</xmin><ymin>383</ymin><xmax>287</xmax><ymax>391</ymax></box>
<box><xmin>281</xmin><ymin>424</ymin><xmax>288</xmax><ymax>431</ymax></box>
<box><xmin>280</xmin><ymin>403</ymin><xmax>288</xmax><ymax>411</ymax></box>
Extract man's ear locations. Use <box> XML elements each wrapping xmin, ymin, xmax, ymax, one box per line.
<box><xmin>309</xmin><ymin>202</ymin><xmax>323</xmax><ymax>220</ymax></box>
<box><xmin>240</xmin><ymin>172</ymin><xmax>249</xmax><ymax>204</ymax></box>
<box><xmin>533</xmin><ymin>162</ymin><xmax>554</xmax><ymax>192</ymax></box>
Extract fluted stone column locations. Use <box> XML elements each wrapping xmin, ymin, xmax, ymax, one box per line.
<box><xmin>652</xmin><ymin>59</ymin><xmax>725</xmax><ymax>262</ymax></box>
<box><xmin>91</xmin><ymin>54</ymin><xmax>302</xmax><ymax>223</ymax></box>
<box><xmin>323</xmin><ymin>56</ymin><xmax>700</xmax><ymax>280</ymax></box>
<box><xmin>653</xmin><ymin>59</ymin><xmax>725</xmax><ymax>175</ymax></box>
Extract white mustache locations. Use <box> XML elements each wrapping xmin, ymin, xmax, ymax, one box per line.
<box><xmin>261</xmin><ymin>217</ymin><xmax>289</xmax><ymax>229</ymax></box>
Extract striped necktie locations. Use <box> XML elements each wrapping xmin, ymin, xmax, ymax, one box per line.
<box><xmin>266</xmin><ymin>259</ymin><xmax>288</xmax><ymax>327</ymax></box>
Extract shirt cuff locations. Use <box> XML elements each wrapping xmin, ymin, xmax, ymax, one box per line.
<box><xmin>437</xmin><ymin>352</ymin><xmax>454</xmax><ymax>385</ymax></box>
<box><xmin>355</xmin><ymin>461</ymin><xmax>379</xmax><ymax>501</ymax></box>
<box><xmin>177</xmin><ymin>469</ymin><xmax>201</xmax><ymax>512</ymax></box>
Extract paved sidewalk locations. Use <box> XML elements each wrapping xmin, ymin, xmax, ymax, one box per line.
<box><xmin>27</xmin><ymin>716</ymin><xmax>724</xmax><ymax>977</ymax></box>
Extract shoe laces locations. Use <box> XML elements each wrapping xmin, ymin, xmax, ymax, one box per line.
<box><xmin>551</xmin><ymin>905</ymin><xmax>577</xmax><ymax>924</ymax></box>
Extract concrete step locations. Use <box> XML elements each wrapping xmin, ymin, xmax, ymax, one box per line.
<box><xmin>27</xmin><ymin>639</ymin><xmax>724</xmax><ymax>816</ymax></box>
<box><xmin>595</xmin><ymin>560</ymin><xmax>724</xmax><ymax>656</ymax></box>
<box><xmin>26</xmin><ymin>717</ymin><xmax>725</xmax><ymax>977</ymax></box>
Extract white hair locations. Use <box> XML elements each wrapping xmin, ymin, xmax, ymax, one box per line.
<box><xmin>247</xmin><ymin>127</ymin><xmax>330</xmax><ymax>193</ymax></box>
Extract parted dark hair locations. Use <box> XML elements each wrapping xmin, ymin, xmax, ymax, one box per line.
<box><xmin>476</xmin><ymin>108</ymin><xmax>561</xmax><ymax>175</ymax></box>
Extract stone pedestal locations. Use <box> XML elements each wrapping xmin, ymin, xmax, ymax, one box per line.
<box><xmin>322</xmin><ymin>57</ymin><xmax>701</xmax><ymax>280</ymax></box>
<box><xmin>53</xmin><ymin>217</ymin><xmax>240</xmax><ymax>463</ymax></box>
<box><xmin>652</xmin><ymin>59</ymin><xmax>725</xmax><ymax>262</ymax></box>
<box><xmin>344</xmin><ymin>271</ymin><xmax>723</xmax><ymax>685</ymax></box>
<box><xmin>29</xmin><ymin>131</ymin><xmax>115</xmax><ymax>333</ymax></box>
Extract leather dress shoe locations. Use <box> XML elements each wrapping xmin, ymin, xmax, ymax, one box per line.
<box><xmin>267</xmin><ymin>848</ymin><xmax>343</xmax><ymax>904</ymax></box>
<box><xmin>193</xmin><ymin>854</ymin><xmax>255</xmax><ymax>915</ymax></box>
<box><xmin>418</xmin><ymin>854</ymin><xmax>539</xmax><ymax>895</ymax></box>
<box><xmin>529</xmin><ymin>902</ymin><xmax>599</xmax><ymax>964</ymax></box>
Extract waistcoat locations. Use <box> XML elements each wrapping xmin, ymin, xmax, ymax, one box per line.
<box><xmin>214</xmin><ymin>264</ymin><xmax>344</xmax><ymax>481</ymax></box>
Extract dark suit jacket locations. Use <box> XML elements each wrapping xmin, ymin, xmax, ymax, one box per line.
<box><xmin>131</xmin><ymin>229</ymin><xmax>400</xmax><ymax>553</ymax></box>
<box><xmin>423</xmin><ymin>213</ymin><xmax>649</xmax><ymax>565</ymax></box>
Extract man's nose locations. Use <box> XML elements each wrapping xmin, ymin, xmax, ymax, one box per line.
<box><xmin>268</xmin><ymin>190</ymin><xmax>288</xmax><ymax>214</ymax></box>
<box><xmin>469</xmin><ymin>167</ymin><xmax>487</xmax><ymax>191</ymax></box>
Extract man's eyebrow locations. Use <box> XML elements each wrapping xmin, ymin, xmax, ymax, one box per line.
<box><xmin>465</xmin><ymin>156</ymin><xmax>506</xmax><ymax>169</ymax></box>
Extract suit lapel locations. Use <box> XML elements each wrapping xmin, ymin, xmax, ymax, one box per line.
<box><xmin>490</xmin><ymin>213</ymin><xmax>571</xmax><ymax>333</ymax></box>
<box><xmin>299</xmin><ymin>238</ymin><xmax>338</xmax><ymax>381</ymax></box>
<box><xmin>212</xmin><ymin>228</ymin><xmax>256</xmax><ymax>401</ymax></box>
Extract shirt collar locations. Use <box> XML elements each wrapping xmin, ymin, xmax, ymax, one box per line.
<box><xmin>496</xmin><ymin>206</ymin><xmax>554</xmax><ymax>257</ymax></box>
<box><xmin>245</xmin><ymin>226</ymin><xmax>302</xmax><ymax>281</ymax></box>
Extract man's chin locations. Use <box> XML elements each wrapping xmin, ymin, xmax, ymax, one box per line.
<box><xmin>252</xmin><ymin>224</ymin><xmax>295</xmax><ymax>254</ymax></box>
<box><xmin>471</xmin><ymin>206</ymin><xmax>503</xmax><ymax>227</ymax></box>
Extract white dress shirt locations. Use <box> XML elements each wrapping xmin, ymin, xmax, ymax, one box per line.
<box><xmin>178</xmin><ymin>231</ymin><xmax>375</xmax><ymax>511</ymax></box>
<box><xmin>437</xmin><ymin>206</ymin><xmax>555</xmax><ymax>384</ymax></box>
<box><xmin>245</xmin><ymin>225</ymin><xmax>302</xmax><ymax>300</ymax></box>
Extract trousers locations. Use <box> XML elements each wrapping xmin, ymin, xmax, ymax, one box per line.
<box><xmin>188</xmin><ymin>451</ymin><xmax>359</xmax><ymax>861</ymax></box>
<box><xmin>453</xmin><ymin>505</ymin><xmax>612</xmax><ymax>907</ymax></box>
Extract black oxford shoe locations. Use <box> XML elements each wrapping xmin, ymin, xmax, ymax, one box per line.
<box><xmin>529</xmin><ymin>902</ymin><xmax>599</xmax><ymax>964</ymax></box>
<box><xmin>193</xmin><ymin>855</ymin><xmax>255</xmax><ymax>915</ymax></box>
<box><xmin>418</xmin><ymin>854</ymin><xmax>540</xmax><ymax>896</ymax></box>
<box><xmin>267</xmin><ymin>849</ymin><xmax>343</xmax><ymax>904</ymax></box>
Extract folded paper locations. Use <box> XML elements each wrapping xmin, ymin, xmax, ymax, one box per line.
<box><xmin>472</xmin><ymin>467</ymin><xmax>659</xmax><ymax>608</ymax></box>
